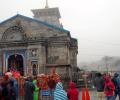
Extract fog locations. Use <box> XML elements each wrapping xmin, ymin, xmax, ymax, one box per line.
<box><xmin>0</xmin><ymin>0</ymin><xmax>120</xmax><ymax>64</ymax></box>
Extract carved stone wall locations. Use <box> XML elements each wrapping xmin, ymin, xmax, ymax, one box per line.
<box><xmin>47</xmin><ymin>45</ymin><xmax>68</xmax><ymax>65</ymax></box>
<box><xmin>0</xmin><ymin>16</ymin><xmax>68</xmax><ymax>41</ymax></box>
<box><xmin>32</xmin><ymin>8</ymin><xmax>62</xmax><ymax>28</ymax></box>
<box><xmin>0</xmin><ymin>50</ymin><xmax>2</xmax><ymax>75</ymax></box>
<box><xmin>70</xmin><ymin>48</ymin><xmax>77</xmax><ymax>67</ymax></box>
<box><xmin>0</xmin><ymin>15</ymin><xmax>78</xmax><ymax>77</ymax></box>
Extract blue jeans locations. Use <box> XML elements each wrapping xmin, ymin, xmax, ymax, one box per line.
<box><xmin>105</xmin><ymin>96</ymin><xmax>114</xmax><ymax>100</ymax></box>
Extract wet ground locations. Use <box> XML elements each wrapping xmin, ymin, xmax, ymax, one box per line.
<box><xmin>79</xmin><ymin>90</ymin><xmax>119</xmax><ymax>100</ymax></box>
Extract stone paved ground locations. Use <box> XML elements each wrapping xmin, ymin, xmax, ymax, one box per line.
<box><xmin>79</xmin><ymin>90</ymin><xmax>119</xmax><ymax>100</ymax></box>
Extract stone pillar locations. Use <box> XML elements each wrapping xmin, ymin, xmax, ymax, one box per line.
<box><xmin>0</xmin><ymin>50</ymin><xmax>2</xmax><ymax>75</ymax></box>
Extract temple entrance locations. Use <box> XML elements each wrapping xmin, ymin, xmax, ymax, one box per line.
<box><xmin>8</xmin><ymin>54</ymin><xmax>24</xmax><ymax>75</ymax></box>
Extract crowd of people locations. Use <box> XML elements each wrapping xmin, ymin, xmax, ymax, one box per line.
<box><xmin>1</xmin><ymin>67</ymin><xmax>120</xmax><ymax>100</ymax></box>
<box><xmin>0</xmin><ymin>68</ymin><xmax>79</xmax><ymax>100</ymax></box>
<box><xmin>94</xmin><ymin>72</ymin><xmax>120</xmax><ymax>100</ymax></box>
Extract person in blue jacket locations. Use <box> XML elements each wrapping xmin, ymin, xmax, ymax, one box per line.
<box><xmin>54</xmin><ymin>82</ymin><xmax>68</xmax><ymax>100</ymax></box>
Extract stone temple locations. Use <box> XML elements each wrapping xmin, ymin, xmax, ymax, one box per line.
<box><xmin>0</xmin><ymin>6</ymin><xmax>78</xmax><ymax>80</ymax></box>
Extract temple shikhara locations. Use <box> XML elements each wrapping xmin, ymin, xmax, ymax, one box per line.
<box><xmin>0</xmin><ymin>4</ymin><xmax>78</xmax><ymax>81</ymax></box>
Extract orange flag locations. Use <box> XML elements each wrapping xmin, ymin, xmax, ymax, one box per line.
<box><xmin>82</xmin><ymin>88</ymin><xmax>86</xmax><ymax>100</ymax></box>
<box><xmin>86</xmin><ymin>88</ymin><xmax>90</xmax><ymax>100</ymax></box>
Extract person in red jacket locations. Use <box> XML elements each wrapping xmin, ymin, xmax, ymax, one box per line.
<box><xmin>67</xmin><ymin>82</ymin><xmax>79</xmax><ymax>100</ymax></box>
<box><xmin>104</xmin><ymin>76</ymin><xmax>115</xmax><ymax>100</ymax></box>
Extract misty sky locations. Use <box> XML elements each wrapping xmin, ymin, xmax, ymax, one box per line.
<box><xmin>0</xmin><ymin>0</ymin><xmax>120</xmax><ymax>64</ymax></box>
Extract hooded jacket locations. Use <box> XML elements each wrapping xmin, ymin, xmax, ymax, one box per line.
<box><xmin>10</xmin><ymin>77</ymin><xmax>19</xmax><ymax>99</ymax></box>
<box><xmin>54</xmin><ymin>82</ymin><xmax>68</xmax><ymax>100</ymax></box>
<box><xmin>24</xmin><ymin>78</ymin><xmax>35</xmax><ymax>100</ymax></box>
<box><xmin>112</xmin><ymin>73</ymin><xmax>120</xmax><ymax>93</ymax></box>
<box><xmin>67</xmin><ymin>82</ymin><xmax>79</xmax><ymax>100</ymax></box>
<box><xmin>104</xmin><ymin>76</ymin><xmax>115</xmax><ymax>96</ymax></box>
<box><xmin>33</xmin><ymin>80</ymin><xmax>39</xmax><ymax>100</ymax></box>
<box><xmin>94</xmin><ymin>73</ymin><xmax>105</xmax><ymax>92</ymax></box>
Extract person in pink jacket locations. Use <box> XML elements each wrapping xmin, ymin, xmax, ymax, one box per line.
<box><xmin>104</xmin><ymin>76</ymin><xmax>115</xmax><ymax>100</ymax></box>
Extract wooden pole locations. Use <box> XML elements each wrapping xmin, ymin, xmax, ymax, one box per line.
<box><xmin>83</xmin><ymin>73</ymin><xmax>88</xmax><ymax>89</ymax></box>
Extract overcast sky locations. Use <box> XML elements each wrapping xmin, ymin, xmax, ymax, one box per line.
<box><xmin>0</xmin><ymin>0</ymin><xmax>120</xmax><ymax>64</ymax></box>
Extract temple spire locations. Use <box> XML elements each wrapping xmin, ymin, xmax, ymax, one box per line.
<box><xmin>45</xmin><ymin>0</ymin><xmax>49</xmax><ymax>8</ymax></box>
